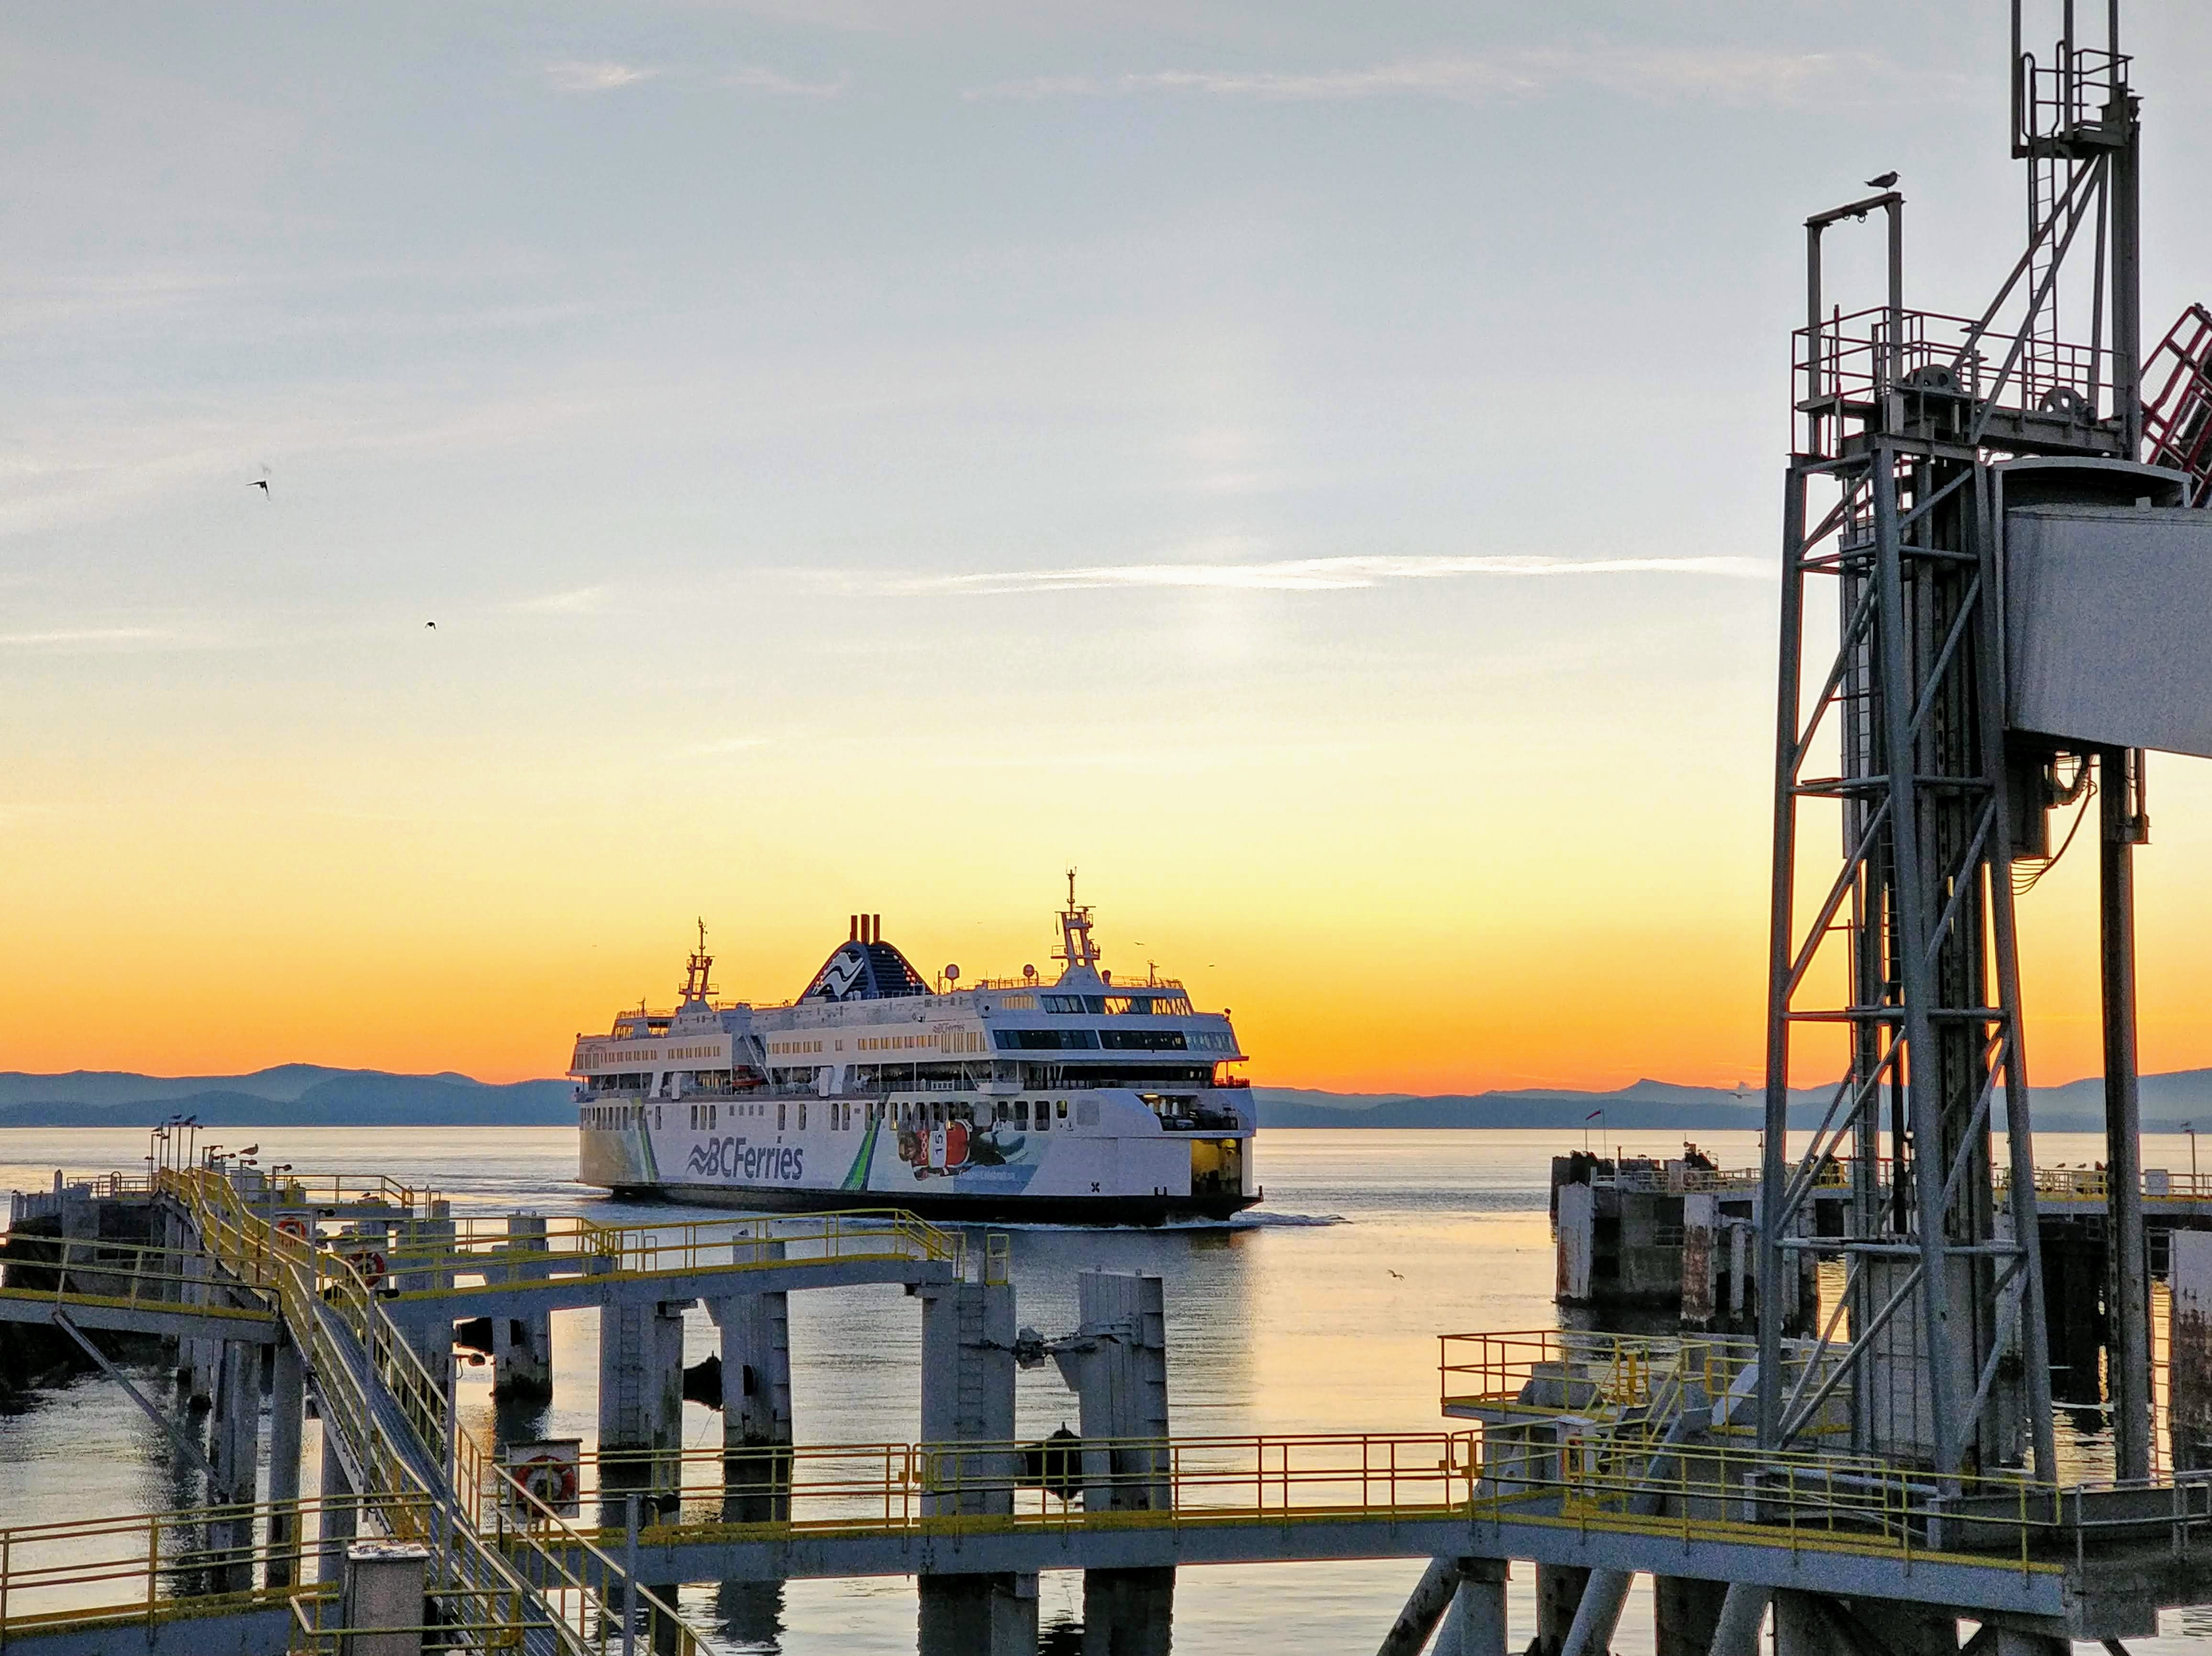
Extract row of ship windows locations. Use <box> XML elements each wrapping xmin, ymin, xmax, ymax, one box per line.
<box><xmin>1038</xmin><ymin>993</ymin><xmax>1196</xmax><ymax>1016</ymax></box>
<box><xmin>861</xmin><ymin>1031</ymin><xmax>987</xmax><ymax>1053</ymax></box>
<box><xmin>586</xmin><ymin>1022</ymin><xmax>1219</xmax><ymax>1071</ymax></box>
<box><xmin>580</xmin><ymin>1048</ymin><xmax>719</xmax><ymax>1071</ymax></box>
<box><xmin>590</xmin><ymin>1097</ymin><xmax>1081</xmax><ymax>1133</ymax></box>
<box><xmin>992</xmin><ymin>1029</ymin><xmax>1232</xmax><ymax>1052</ymax></box>
<box><xmin>678</xmin><ymin>1097</ymin><xmax>1074</xmax><ymax>1132</ymax></box>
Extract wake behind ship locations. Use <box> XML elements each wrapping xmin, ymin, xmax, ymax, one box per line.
<box><xmin>573</xmin><ymin>884</ymin><xmax>1258</xmax><ymax>1223</ymax></box>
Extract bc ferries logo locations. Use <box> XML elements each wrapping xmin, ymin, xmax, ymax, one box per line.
<box><xmin>815</xmin><ymin>947</ymin><xmax>867</xmax><ymax>1000</ymax></box>
<box><xmin>688</xmin><ymin>1136</ymin><xmax>805</xmax><ymax>1184</ymax></box>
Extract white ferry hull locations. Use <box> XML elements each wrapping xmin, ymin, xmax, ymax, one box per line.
<box><xmin>578</xmin><ymin>1089</ymin><xmax>1258</xmax><ymax>1225</ymax></box>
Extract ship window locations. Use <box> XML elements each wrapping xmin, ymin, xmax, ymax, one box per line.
<box><xmin>778</xmin><ymin>1103</ymin><xmax>787</xmax><ymax>1131</ymax></box>
<box><xmin>710</xmin><ymin>1104</ymin><xmax>718</xmax><ymax>1129</ymax></box>
<box><xmin>1015</xmin><ymin>1100</ymin><xmax>1030</xmax><ymax>1126</ymax></box>
<box><xmin>798</xmin><ymin>1103</ymin><xmax>808</xmax><ymax>1130</ymax></box>
<box><xmin>1035</xmin><ymin>1106</ymin><xmax>1049</xmax><ymax>1132</ymax></box>
<box><xmin>1057</xmin><ymin>1100</ymin><xmax>1068</xmax><ymax>1119</ymax></box>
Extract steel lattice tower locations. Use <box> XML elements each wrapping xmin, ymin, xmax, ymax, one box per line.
<box><xmin>1756</xmin><ymin>1</ymin><xmax>2163</xmax><ymax>1481</ymax></box>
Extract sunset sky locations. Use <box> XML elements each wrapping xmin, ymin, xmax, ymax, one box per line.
<box><xmin>6</xmin><ymin>3</ymin><xmax>2212</xmax><ymax>1093</ymax></box>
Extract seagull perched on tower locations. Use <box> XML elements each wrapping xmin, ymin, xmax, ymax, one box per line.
<box><xmin>1865</xmin><ymin>170</ymin><xmax>1900</xmax><ymax>189</ymax></box>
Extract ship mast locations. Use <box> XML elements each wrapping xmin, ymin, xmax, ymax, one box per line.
<box><xmin>679</xmin><ymin>918</ymin><xmax>717</xmax><ymax>1005</ymax></box>
<box><xmin>1055</xmin><ymin>868</ymin><xmax>1101</xmax><ymax>979</ymax></box>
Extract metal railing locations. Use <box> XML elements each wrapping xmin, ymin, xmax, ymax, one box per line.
<box><xmin>0</xmin><ymin>1495</ymin><xmax>355</xmax><ymax>1637</ymax></box>
<box><xmin>160</xmin><ymin>1166</ymin><xmax>703</xmax><ymax>1655</ymax></box>
<box><xmin>0</xmin><ymin>1232</ymin><xmax>279</xmax><ymax>1322</ymax></box>
<box><xmin>1795</xmin><ymin>305</ymin><xmax>2111</xmax><ymax>424</ymax></box>
<box><xmin>360</xmin><ymin>1208</ymin><xmax>959</xmax><ymax>1295</ymax></box>
<box><xmin>1437</xmin><ymin>1329</ymin><xmax>1846</xmax><ymax>1438</ymax></box>
<box><xmin>487</xmin><ymin>1432</ymin><xmax>1488</xmax><ymax>1543</ymax></box>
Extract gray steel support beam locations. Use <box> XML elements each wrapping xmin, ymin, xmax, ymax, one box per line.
<box><xmin>2100</xmin><ymin>746</ymin><xmax>2152</xmax><ymax>1482</ymax></box>
<box><xmin>2111</xmin><ymin>83</ymin><xmax>2142</xmax><ymax>453</ymax></box>
<box><xmin>265</xmin><ymin>1337</ymin><xmax>305</xmax><ymax>1589</ymax></box>
<box><xmin>1758</xmin><ymin>464</ymin><xmax>1810</xmax><ymax>1448</ymax></box>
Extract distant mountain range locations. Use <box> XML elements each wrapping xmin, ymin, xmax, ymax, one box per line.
<box><xmin>1255</xmin><ymin>1073</ymin><xmax>2212</xmax><ymax>1136</ymax></box>
<box><xmin>3</xmin><ymin>1065</ymin><xmax>2211</xmax><ymax>1135</ymax></box>
<box><xmin>0</xmin><ymin>1067</ymin><xmax>572</xmax><ymax>1128</ymax></box>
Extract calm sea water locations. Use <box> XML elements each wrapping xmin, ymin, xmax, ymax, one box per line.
<box><xmin>4</xmin><ymin>1125</ymin><xmax>2209</xmax><ymax>1654</ymax></box>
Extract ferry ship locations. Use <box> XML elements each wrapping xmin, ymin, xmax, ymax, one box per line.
<box><xmin>572</xmin><ymin>883</ymin><xmax>1259</xmax><ymax>1223</ymax></box>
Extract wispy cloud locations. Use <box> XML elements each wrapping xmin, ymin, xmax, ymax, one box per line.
<box><xmin>673</xmin><ymin>735</ymin><xmax>770</xmax><ymax>757</ymax></box>
<box><xmin>0</xmin><ymin>626</ymin><xmax>182</xmax><ymax>649</ymax></box>
<box><xmin>542</xmin><ymin>60</ymin><xmax>662</xmax><ymax>94</ymax></box>
<box><xmin>722</xmin><ymin>65</ymin><xmax>849</xmax><ymax>99</ymax></box>
<box><xmin>969</xmin><ymin>45</ymin><xmax>1873</xmax><ymax>108</ymax></box>
<box><xmin>509</xmin><ymin>585</ymin><xmax>607</xmax><ymax>615</ymax></box>
<box><xmin>854</xmin><ymin>553</ymin><xmax>1770</xmax><ymax>595</ymax></box>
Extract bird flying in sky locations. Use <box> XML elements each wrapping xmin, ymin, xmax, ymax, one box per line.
<box><xmin>249</xmin><ymin>477</ymin><xmax>268</xmax><ymax>494</ymax></box>
<box><xmin>425</xmin><ymin>621</ymin><xmax>437</xmax><ymax>629</ymax></box>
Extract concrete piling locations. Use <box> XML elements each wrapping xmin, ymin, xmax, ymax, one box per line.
<box><xmin>1432</xmin><ymin>1558</ymin><xmax>1508</xmax><ymax>1656</ymax></box>
<box><xmin>598</xmin><ymin>1299</ymin><xmax>686</xmax><ymax>1527</ymax></box>
<box><xmin>916</xmin><ymin>1272</ymin><xmax>1032</xmax><ymax>1649</ymax></box>
<box><xmin>1377</xmin><ymin>1556</ymin><xmax>1467</xmax><ymax>1656</ymax></box>
<box><xmin>708</xmin><ymin>1288</ymin><xmax>793</xmax><ymax>1521</ymax></box>
<box><xmin>920</xmin><ymin>1276</ymin><xmax>1018</xmax><ymax>1516</ymax></box>
<box><xmin>266</xmin><ymin>1338</ymin><xmax>306</xmax><ymax>1589</ymax></box>
<box><xmin>1080</xmin><ymin>1568</ymin><xmax>1174</xmax><ymax>1656</ymax></box>
<box><xmin>1651</xmin><ymin>1577</ymin><xmax>1725</xmax><ymax>1656</ymax></box>
<box><xmin>1706</xmin><ymin>1585</ymin><xmax>1768</xmax><ymax>1656</ymax></box>
<box><xmin>318</xmin><ymin>1420</ymin><xmax>358</xmax><ymax>1585</ymax></box>
<box><xmin>2170</xmin><ymin>1230</ymin><xmax>2212</xmax><ymax>1471</ymax></box>
<box><xmin>1533</xmin><ymin>1564</ymin><xmax>1590</xmax><ymax>1656</ymax></box>
<box><xmin>340</xmin><ymin>1541</ymin><xmax>430</xmax><ymax>1656</ymax></box>
<box><xmin>1770</xmin><ymin>1591</ymin><xmax>1830</xmax><ymax>1656</ymax></box>
<box><xmin>1053</xmin><ymin>1271</ymin><xmax>1170</xmax><ymax>1514</ymax></box>
<box><xmin>492</xmin><ymin>1213</ymin><xmax>554</xmax><ymax>1403</ymax></box>
<box><xmin>916</xmin><ymin>1572</ymin><xmax>1038</xmax><ymax>1656</ymax></box>
<box><xmin>211</xmin><ymin>1338</ymin><xmax>263</xmax><ymax>1592</ymax></box>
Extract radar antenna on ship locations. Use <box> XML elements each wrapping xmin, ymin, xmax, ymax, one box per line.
<box><xmin>1055</xmin><ymin>868</ymin><xmax>1101</xmax><ymax>977</ymax></box>
<box><xmin>679</xmin><ymin>918</ymin><xmax>717</xmax><ymax>1005</ymax></box>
